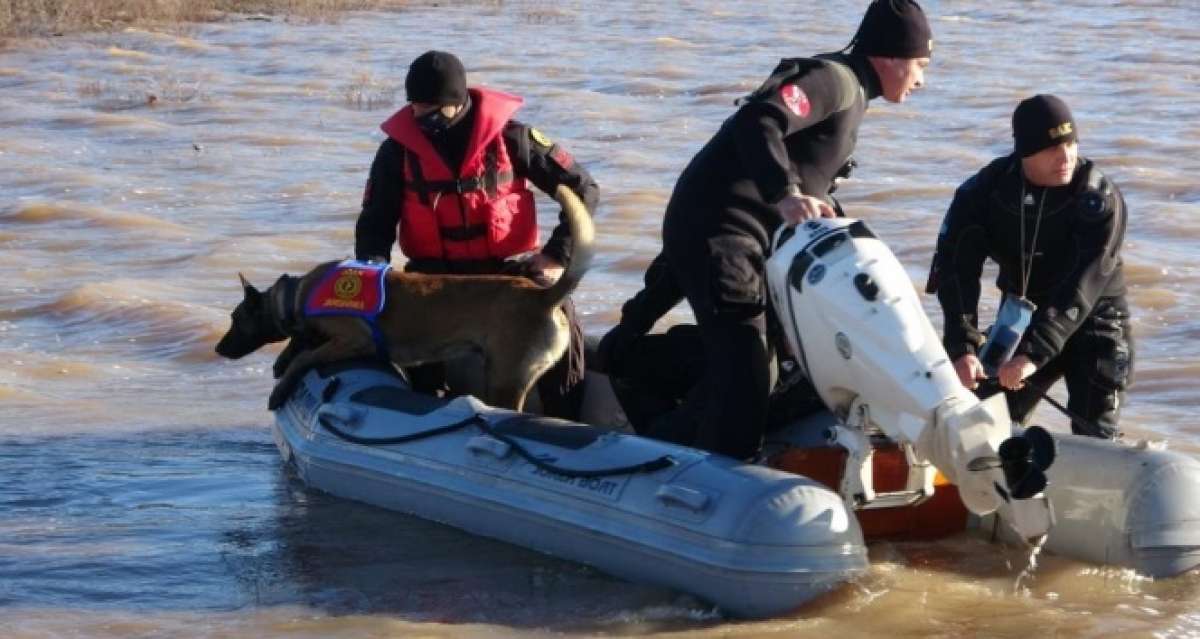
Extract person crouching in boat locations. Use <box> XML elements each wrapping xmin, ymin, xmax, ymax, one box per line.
<box><xmin>594</xmin><ymin>0</ymin><xmax>934</xmax><ymax>460</ymax></box>
<box><xmin>927</xmin><ymin>94</ymin><xmax>1133</xmax><ymax>438</ymax></box>
<box><xmin>354</xmin><ymin>50</ymin><xmax>600</xmax><ymax>420</ymax></box>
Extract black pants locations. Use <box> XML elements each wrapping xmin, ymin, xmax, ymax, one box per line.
<box><xmin>1005</xmin><ymin>297</ymin><xmax>1134</xmax><ymax>438</ymax></box>
<box><xmin>634</xmin><ymin>231</ymin><xmax>774</xmax><ymax>460</ymax></box>
<box><xmin>404</xmin><ymin>258</ymin><xmax>586</xmax><ymax>421</ymax></box>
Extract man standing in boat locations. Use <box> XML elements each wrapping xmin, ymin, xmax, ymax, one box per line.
<box><xmin>595</xmin><ymin>0</ymin><xmax>934</xmax><ymax>459</ymax></box>
<box><xmin>354</xmin><ymin>50</ymin><xmax>600</xmax><ymax>420</ymax></box>
<box><xmin>927</xmin><ymin>94</ymin><xmax>1133</xmax><ymax>438</ymax></box>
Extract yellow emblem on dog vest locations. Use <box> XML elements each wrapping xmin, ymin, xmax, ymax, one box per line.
<box><xmin>307</xmin><ymin>260</ymin><xmax>386</xmax><ymax>314</ymax></box>
<box><xmin>334</xmin><ymin>272</ymin><xmax>362</xmax><ymax>300</ymax></box>
<box><xmin>1048</xmin><ymin>122</ymin><xmax>1074</xmax><ymax>139</ymax></box>
<box><xmin>305</xmin><ymin>260</ymin><xmax>389</xmax><ymax>317</ymax></box>
<box><xmin>304</xmin><ymin>260</ymin><xmax>392</xmax><ymax>359</ymax></box>
<box><xmin>529</xmin><ymin>128</ymin><xmax>553</xmax><ymax>148</ymax></box>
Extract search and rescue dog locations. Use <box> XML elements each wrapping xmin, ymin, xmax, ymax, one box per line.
<box><xmin>215</xmin><ymin>186</ymin><xmax>593</xmax><ymax>412</ymax></box>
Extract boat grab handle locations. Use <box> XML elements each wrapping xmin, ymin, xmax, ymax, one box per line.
<box><xmin>466</xmin><ymin>435</ymin><xmax>512</xmax><ymax>459</ymax></box>
<box><xmin>656</xmin><ymin>485</ymin><xmax>711</xmax><ymax>512</ymax></box>
<box><xmin>316</xmin><ymin>404</ymin><xmax>363</xmax><ymax>429</ymax></box>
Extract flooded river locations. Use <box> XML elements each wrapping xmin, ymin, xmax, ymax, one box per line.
<box><xmin>2</xmin><ymin>1</ymin><xmax>1199</xmax><ymax>636</ymax></box>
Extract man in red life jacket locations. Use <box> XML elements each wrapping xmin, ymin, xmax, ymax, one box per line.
<box><xmin>355</xmin><ymin>51</ymin><xmax>599</xmax><ymax>420</ymax></box>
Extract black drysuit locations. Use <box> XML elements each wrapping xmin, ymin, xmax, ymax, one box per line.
<box><xmin>604</xmin><ymin>52</ymin><xmax>882</xmax><ymax>459</ymax></box>
<box><xmin>354</xmin><ymin>103</ymin><xmax>600</xmax><ymax>420</ymax></box>
<box><xmin>928</xmin><ymin>155</ymin><xmax>1133</xmax><ymax>438</ymax></box>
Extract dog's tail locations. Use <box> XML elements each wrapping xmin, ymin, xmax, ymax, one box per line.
<box><xmin>540</xmin><ymin>185</ymin><xmax>595</xmax><ymax>308</ymax></box>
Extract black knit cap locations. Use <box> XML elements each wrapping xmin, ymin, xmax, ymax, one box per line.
<box><xmin>1012</xmin><ymin>94</ymin><xmax>1078</xmax><ymax>157</ymax></box>
<box><xmin>405</xmin><ymin>50</ymin><xmax>468</xmax><ymax>105</ymax></box>
<box><xmin>850</xmin><ymin>0</ymin><xmax>933</xmax><ymax>58</ymax></box>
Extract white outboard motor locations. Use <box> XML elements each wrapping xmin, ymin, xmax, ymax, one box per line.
<box><xmin>765</xmin><ymin>218</ymin><xmax>1054</xmax><ymax>540</ymax></box>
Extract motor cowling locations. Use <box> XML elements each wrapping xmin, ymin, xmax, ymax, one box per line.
<box><xmin>765</xmin><ymin>219</ymin><xmax>1054</xmax><ymax>538</ymax></box>
<box><xmin>765</xmin><ymin>218</ymin><xmax>959</xmax><ymax>427</ymax></box>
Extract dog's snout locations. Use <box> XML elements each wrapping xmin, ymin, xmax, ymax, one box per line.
<box><xmin>214</xmin><ymin>331</ymin><xmax>238</xmax><ymax>358</ymax></box>
<box><xmin>214</xmin><ymin>298</ymin><xmax>265</xmax><ymax>360</ymax></box>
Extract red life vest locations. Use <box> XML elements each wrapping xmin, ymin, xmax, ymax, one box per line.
<box><xmin>380</xmin><ymin>87</ymin><xmax>538</xmax><ymax>261</ymax></box>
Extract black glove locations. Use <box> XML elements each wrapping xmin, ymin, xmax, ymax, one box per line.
<box><xmin>594</xmin><ymin>324</ymin><xmax>641</xmax><ymax>377</ymax></box>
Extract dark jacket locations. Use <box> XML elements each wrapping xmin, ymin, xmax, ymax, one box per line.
<box><xmin>664</xmin><ymin>52</ymin><xmax>881</xmax><ymax>249</ymax></box>
<box><xmin>930</xmin><ymin>155</ymin><xmax>1128</xmax><ymax>366</ymax></box>
<box><xmin>614</xmin><ymin>52</ymin><xmax>882</xmax><ymax>333</ymax></box>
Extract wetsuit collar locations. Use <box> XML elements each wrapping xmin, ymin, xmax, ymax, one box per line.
<box><xmin>1003</xmin><ymin>153</ymin><xmax>1082</xmax><ymax>215</ymax></box>
<box><xmin>843</xmin><ymin>53</ymin><xmax>883</xmax><ymax>101</ymax></box>
<box><xmin>1012</xmin><ymin>153</ymin><xmax>1090</xmax><ymax>193</ymax></box>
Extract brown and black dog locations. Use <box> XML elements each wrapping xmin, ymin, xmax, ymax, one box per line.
<box><xmin>215</xmin><ymin>185</ymin><xmax>593</xmax><ymax>411</ymax></box>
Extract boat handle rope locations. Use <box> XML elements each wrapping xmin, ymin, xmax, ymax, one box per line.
<box><xmin>315</xmin><ymin>378</ymin><xmax>677</xmax><ymax>479</ymax></box>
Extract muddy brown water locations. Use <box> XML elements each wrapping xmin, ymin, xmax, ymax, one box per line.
<box><xmin>2</xmin><ymin>1</ymin><xmax>1199</xmax><ymax>636</ymax></box>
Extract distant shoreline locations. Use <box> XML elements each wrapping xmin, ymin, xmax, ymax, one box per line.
<box><xmin>0</xmin><ymin>0</ymin><xmax>414</xmax><ymax>41</ymax></box>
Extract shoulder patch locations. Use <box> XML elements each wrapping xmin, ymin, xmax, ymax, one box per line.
<box><xmin>779</xmin><ymin>84</ymin><xmax>811</xmax><ymax>118</ymax></box>
<box><xmin>739</xmin><ymin>57</ymin><xmax>822</xmax><ymax>106</ymax></box>
<box><xmin>529</xmin><ymin>128</ymin><xmax>553</xmax><ymax>149</ymax></box>
<box><xmin>550</xmin><ymin>145</ymin><xmax>574</xmax><ymax>170</ymax></box>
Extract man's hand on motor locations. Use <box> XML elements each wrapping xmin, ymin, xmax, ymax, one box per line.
<box><xmin>954</xmin><ymin>354</ymin><xmax>987</xmax><ymax>390</ymax></box>
<box><xmin>998</xmin><ymin>354</ymin><xmax>1037</xmax><ymax>391</ymax></box>
<box><xmin>778</xmin><ymin>193</ymin><xmax>836</xmax><ymax>225</ymax></box>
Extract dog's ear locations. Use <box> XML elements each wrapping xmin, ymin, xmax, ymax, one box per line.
<box><xmin>238</xmin><ymin>273</ymin><xmax>263</xmax><ymax>307</ymax></box>
<box><xmin>238</xmin><ymin>272</ymin><xmax>256</xmax><ymax>293</ymax></box>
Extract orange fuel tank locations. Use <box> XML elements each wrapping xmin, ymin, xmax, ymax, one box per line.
<box><xmin>767</xmin><ymin>444</ymin><xmax>969</xmax><ymax>541</ymax></box>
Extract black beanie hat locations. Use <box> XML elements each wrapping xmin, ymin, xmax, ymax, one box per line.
<box><xmin>851</xmin><ymin>0</ymin><xmax>933</xmax><ymax>58</ymax></box>
<box><xmin>1012</xmin><ymin>94</ymin><xmax>1078</xmax><ymax>157</ymax></box>
<box><xmin>405</xmin><ymin>50</ymin><xmax>468</xmax><ymax>105</ymax></box>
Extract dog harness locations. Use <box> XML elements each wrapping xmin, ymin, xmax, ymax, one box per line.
<box><xmin>380</xmin><ymin>87</ymin><xmax>539</xmax><ymax>261</ymax></box>
<box><xmin>303</xmin><ymin>259</ymin><xmax>392</xmax><ymax>359</ymax></box>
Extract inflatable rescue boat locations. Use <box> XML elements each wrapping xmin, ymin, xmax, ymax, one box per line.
<box><xmin>266</xmin><ymin>217</ymin><xmax>1200</xmax><ymax>617</ymax></box>
<box><xmin>272</xmin><ymin>361</ymin><xmax>868</xmax><ymax>619</ymax></box>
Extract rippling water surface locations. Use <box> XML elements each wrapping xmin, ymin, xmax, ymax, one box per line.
<box><xmin>2</xmin><ymin>1</ymin><xmax>1199</xmax><ymax>636</ymax></box>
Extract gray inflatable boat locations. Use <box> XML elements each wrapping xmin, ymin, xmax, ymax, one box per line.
<box><xmin>272</xmin><ymin>362</ymin><xmax>868</xmax><ymax>618</ymax></box>
<box><xmin>589</xmin><ymin>371</ymin><xmax>1200</xmax><ymax>580</ymax></box>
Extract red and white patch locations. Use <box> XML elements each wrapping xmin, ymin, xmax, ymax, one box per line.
<box><xmin>779</xmin><ymin>83</ymin><xmax>810</xmax><ymax>118</ymax></box>
<box><xmin>550</xmin><ymin>146</ymin><xmax>574</xmax><ymax>170</ymax></box>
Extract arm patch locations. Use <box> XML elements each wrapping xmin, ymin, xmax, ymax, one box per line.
<box><xmin>550</xmin><ymin>145</ymin><xmax>574</xmax><ymax>170</ymax></box>
<box><xmin>529</xmin><ymin>127</ymin><xmax>553</xmax><ymax>149</ymax></box>
<box><xmin>779</xmin><ymin>84</ymin><xmax>811</xmax><ymax>117</ymax></box>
